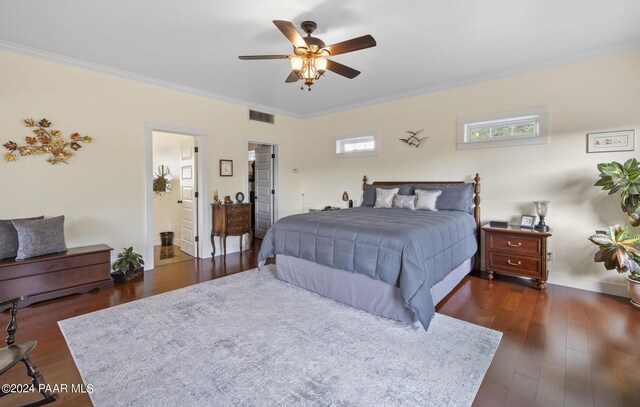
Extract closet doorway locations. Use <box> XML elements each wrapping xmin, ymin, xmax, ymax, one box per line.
<box><xmin>247</xmin><ymin>142</ymin><xmax>278</xmax><ymax>239</ymax></box>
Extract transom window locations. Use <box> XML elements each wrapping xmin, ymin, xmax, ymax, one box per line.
<box><xmin>457</xmin><ymin>107</ymin><xmax>548</xmax><ymax>150</ymax></box>
<box><xmin>335</xmin><ymin>134</ymin><xmax>378</xmax><ymax>157</ymax></box>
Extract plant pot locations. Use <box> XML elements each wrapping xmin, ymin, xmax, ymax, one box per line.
<box><xmin>111</xmin><ymin>267</ymin><xmax>144</xmax><ymax>284</ymax></box>
<box><xmin>626</xmin><ymin>274</ymin><xmax>640</xmax><ymax>309</ymax></box>
<box><xmin>160</xmin><ymin>231</ymin><xmax>174</xmax><ymax>246</ymax></box>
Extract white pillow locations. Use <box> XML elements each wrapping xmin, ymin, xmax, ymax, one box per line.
<box><xmin>374</xmin><ymin>187</ymin><xmax>399</xmax><ymax>208</ymax></box>
<box><xmin>415</xmin><ymin>189</ymin><xmax>442</xmax><ymax>211</ymax></box>
<box><xmin>393</xmin><ymin>194</ymin><xmax>417</xmax><ymax>210</ymax></box>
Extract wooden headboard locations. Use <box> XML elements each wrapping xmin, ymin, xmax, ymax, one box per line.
<box><xmin>362</xmin><ymin>174</ymin><xmax>481</xmax><ymax>272</ymax></box>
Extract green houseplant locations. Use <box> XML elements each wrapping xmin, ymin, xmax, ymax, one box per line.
<box><xmin>589</xmin><ymin>158</ymin><xmax>640</xmax><ymax>308</ymax></box>
<box><xmin>111</xmin><ymin>247</ymin><xmax>145</xmax><ymax>283</ymax></box>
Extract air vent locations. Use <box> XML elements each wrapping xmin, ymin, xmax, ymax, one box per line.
<box><xmin>249</xmin><ymin>110</ymin><xmax>275</xmax><ymax>124</ymax></box>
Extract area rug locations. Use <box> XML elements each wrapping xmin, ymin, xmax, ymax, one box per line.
<box><xmin>59</xmin><ymin>267</ymin><xmax>501</xmax><ymax>407</ymax></box>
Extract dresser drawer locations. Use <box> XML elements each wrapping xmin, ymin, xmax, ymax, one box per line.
<box><xmin>486</xmin><ymin>252</ymin><xmax>541</xmax><ymax>278</ymax></box>
<box><xmin>226</xmin><ymin>205</ymin><xmax>249</xmax><ymax>216</ymax></box>
<box><xmin>227</xmin><ymin>214</ymin><xmax>249</xmax><ymax>226</ymax></box>
<box><xmin>227</xmin><ymin>225</ymin><xmax>248</xmax><ymax>234</ymax></box>
<box><xmin>487</xmin><ymin>233</ymin><xmax>542</xmax><ymax>255</ymax></box>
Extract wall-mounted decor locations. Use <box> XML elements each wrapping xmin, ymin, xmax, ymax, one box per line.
<box><xmin>220</xmin><ymin>159</ymin><xmax>233</xmax><ymax>176</ymax></box>
<box><xmin>3</xmin><ymin>118</ymin><xmax>93</xmax><ymax>164</ymax></box>
<box><xmin>587</xmin><ymin>130</ymin><xmax>635</xmax><ymax>153</ymax></box>
<box><xmin>399</xmin><ymin>129</ymin><xmax>427</xmax><ymax>148</ymax></box>
<box><xmin>152</xmin><ymin>165</ymin><xmax>172</xmax><ymax>198</ymax></box>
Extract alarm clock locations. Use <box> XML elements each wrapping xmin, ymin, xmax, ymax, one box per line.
<box><xmin>235</xmin><ymin>192</ymin><xmax>245</xmax><ymax>203</ymax></box>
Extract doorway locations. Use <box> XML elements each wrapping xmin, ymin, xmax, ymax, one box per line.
<box><xmin>247</xmin><ymin>142</ymin><xmax>277</xmax><ymax>239</ymax></box>
<box><xmin>151</xmin><ymin>132</ymin><xmax>197</xmax><ymax>266</ymax></box>
<box><xmin>144</xmin><ymin>122</ymin><xmax>210</xmax><ymax>271</ymax></box>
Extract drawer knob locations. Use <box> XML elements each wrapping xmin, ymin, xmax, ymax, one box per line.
<box><xmin>507</xmin><ymin>241</ymin><xmax>522</xmax><ymax>247</ymax></box>
<box><xmin>507</xmin><ymin>259</ymin><xmax>522</xmax><ymax>266</ymax></box>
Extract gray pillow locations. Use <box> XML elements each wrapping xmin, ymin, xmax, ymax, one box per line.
<box><xmin>414</xmin><ymin>183</ymin><xmax>475</xmax><ymax>213</ymax></box>
<box><xmin>0</xmin><ymin>216</ymin><xmax>44</xmax><ymax>259</ymax></box>
<box><xmin>12</xmin><ymin>216</ymin><xmax>67</xmax><ymax>260</ymax></box>
<box><xmin>362</xmin><ymin>183</ymin><xmax>414</xmax><ymax>207</ymax></box>
<box><xmin>393</xmin><ymin>194</ymin><xmax>417</xmax><ymax>210</ymax></box>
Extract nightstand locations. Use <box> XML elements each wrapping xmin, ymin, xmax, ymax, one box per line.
<box><xmin>482</xmin><ymin>224</ymin><xmax>552</xmax><ymax>289</ymax></box>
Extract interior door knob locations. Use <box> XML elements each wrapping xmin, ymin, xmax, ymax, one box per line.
<box><xmin>177</xmin><ymin>200</ymin><xmax>183</xmax><ymax>204</ymax></box>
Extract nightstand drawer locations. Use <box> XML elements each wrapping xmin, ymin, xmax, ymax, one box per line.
<box><xmin>487</xmin><ymin>233</ymin><xmax>542</xmax><ymax>255</ymax></box>
<box><xmin>486</xmin><ymin>252</ymin><xmax>541</xmax><ymax>278</ymax></box>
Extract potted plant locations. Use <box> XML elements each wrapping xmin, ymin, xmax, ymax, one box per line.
<box><xmin>153</xmin><ymin>165</ymin><xmax>171</xmax><ymax>198</ymax></box>
<box><xmin>111</xmin><ymin>247</ymin><xmax>145</xmax><ymax>283</ymax></box>
<box><xmin>589</xmin><ymin>158</ymin><xmax>640</xmax><ymax>308</ymax></box>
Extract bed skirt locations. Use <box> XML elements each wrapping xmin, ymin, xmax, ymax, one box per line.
<box><xmin>275</xmin><ymin>255</ymin><xmax>473</xmax><ymax>323</ymax></box>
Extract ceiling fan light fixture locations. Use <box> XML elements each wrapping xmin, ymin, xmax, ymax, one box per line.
<box><xmin>315</xmin><ymin>57</ymin><xmax>327</xmax><ymax>74</ymax></box>
<box><xmin>290</xmin><ymin>56</ymin><xmax>303</xmax><ymax>72</ymax></box>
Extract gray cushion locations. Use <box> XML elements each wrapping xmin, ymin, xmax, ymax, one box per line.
<box><xmin>414</xmin><ymin>183</ymin><xmax>475</xmax><ymax>213</ymax></box>
<box><xmin>0</xmin><ymin>216</ymin><xmax>44</xmax><ymax>259</ymax></box>
<box><xmin>415</xmin><ymin>190</ymin><xmax>442</xmax><ymax>211</ymax></box>
<box><xmin>12</xmin><ymin>216</ymin><xmax>67</xmax><ymax>260</ymax></box>
<box><xmin>362</xmin><ymin>183</ymin><xmax>414</xmax><ymax>207</ymax></box>
<box><xmin>393</xmin><ymin>194</ymin><xmax>417</xmax><ymax>210</ymax></box>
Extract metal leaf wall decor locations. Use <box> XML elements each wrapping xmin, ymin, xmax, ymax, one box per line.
<box><xmin>399</xmin><ymin>129</ymin><xmax>427</xmax><ymax>148</ymax></box>
<box><xmin>3</xmin><ymin>118</ymin><xmax>93</xmax><ymax>165</ymax></box>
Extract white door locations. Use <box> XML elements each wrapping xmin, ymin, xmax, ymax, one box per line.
<box><xmin>254</xmin><ymin>145</ymin><xmax>273</xmax><ymax>239</ymax></box>
<box><xmin>179</xmin><ymin>139</ymin><xmax>197</xmax><ymax>256</ymax></box>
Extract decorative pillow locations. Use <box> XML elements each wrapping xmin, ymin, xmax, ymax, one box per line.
<box><xmin>393</xmin><ymin>194</ymin><xmax>417</xmax><ymax>210</ymax></box>
<box><xmin>374</xmin><ymin>188</ymin><xmax>399</xmax><ymax>208</ymax></box>
<box><xmin>361</xmin><ymin>183</ymin><xmax>414</xmax><ymax>207</ymax></box>
<box><xmin>0</xmin><ymin>216</ymin><xmax>44</xmax><ymax>259</ymax></box>
<box><xmin>414</xmin><ymin>183</ymin><xmax>474</xmax><ymax>213</ymax></box>
<box><xmin>12</xmin><ymin>216</ymin><xmax>67</xmax><ymax>260</ymax></box>
<box><xmin>415</xmin><ymin>189</ymin><xmax>442</xmax><ymax>211</ymax></box>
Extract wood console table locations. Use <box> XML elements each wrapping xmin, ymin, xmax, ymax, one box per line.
<box><xmin>0</xmin><ymin>244</ymin><xmax>113</xmax><ymax>310</ymax></box>
<box><xmin>211</xmin><ymin>203</ymin><xmax>253</xmax><ymax>259</ymax></box>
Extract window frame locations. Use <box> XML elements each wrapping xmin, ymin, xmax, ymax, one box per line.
<box><xmin>457</xmin><ymin>107</ymin><xmax>548</xmax><ymax>150</ymax></box>
<box><xmin>334</xmin><ymin>132</ymin><xmax>378</xmax><ymax>158</ymax></box>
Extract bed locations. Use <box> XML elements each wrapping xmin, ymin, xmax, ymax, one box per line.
<box><xmin>258</xmin><ymin>174</ymin><xmax>481</xmax><ymax>331</ymax></box>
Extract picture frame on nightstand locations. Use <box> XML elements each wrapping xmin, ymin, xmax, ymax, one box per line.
<box><xmin>520</xmin><ymin>215</ymin><xmax>536</xmax><ymax>228</ymax></box>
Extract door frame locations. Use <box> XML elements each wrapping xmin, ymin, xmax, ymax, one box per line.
<box><xmin>245</xmin><ymin>140</ymin><xmax>279</xmax><ymax>228</ymax></box>
<box><xmin>144</xmin><ymin>122</ymin><xmax>210</xmax><ymax>270</ymax></box>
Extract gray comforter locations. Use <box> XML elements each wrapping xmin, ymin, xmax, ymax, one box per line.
<box><xmin>258</xmin><ymin>207</ymin><xmax>477</xmax><ymax>330</ymax></box>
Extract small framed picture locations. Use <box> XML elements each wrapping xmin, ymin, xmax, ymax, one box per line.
<box><xmin>587</xmin><ymin>130</ymin><xmax>635</xmax><ymax>153</ymax></box>
<box><xmin>219</xmin><ymin>159</ymin><xmax>233</xmax><ymax>177</ymax></box>
<box><xmin>520</xmin><ymin>215</ymin><xmax>536</xmax><ymax>229</ymax></box>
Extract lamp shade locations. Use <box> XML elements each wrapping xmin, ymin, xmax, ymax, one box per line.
<box><xmin>316</xmin><ymin>57</ymin><xmax>327</xmax><ymax>73</ymax></box>
<box><xmin>534</xmin><ymin>201</ymin><xmax>550</xmax><ymax>217</ymax></box>
<box><xmin>290</xmin><ymin>57</ymin><xmax>303</xmax><ymax>71</ymax></box>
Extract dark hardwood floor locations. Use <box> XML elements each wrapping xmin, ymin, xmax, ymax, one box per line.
<box><xmin>2</xmin><ymin>239</ymin><xmax>639</xmax><ymax>407</ymax></box>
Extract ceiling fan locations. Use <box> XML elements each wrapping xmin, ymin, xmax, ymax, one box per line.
<box><xmin>239</xmin><ymin>20</ymin><xmax>376</xmax><ymax>91</ymax></box>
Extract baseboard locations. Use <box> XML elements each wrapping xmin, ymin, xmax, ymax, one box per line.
<box><xmin>546</xmin><ymin>273</ymin><xmax>629</xmax><ymax>298</ymax></box>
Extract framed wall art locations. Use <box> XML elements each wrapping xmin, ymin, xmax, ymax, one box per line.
<box><xmin>219</xmin><ymin>159</ymin><xmax>233</xmax><ymax>176</ymax></box>
<box><xmin>587</xmin><ymin>130</ymin><xmax>635</xmax><ymax>153</ymax></box>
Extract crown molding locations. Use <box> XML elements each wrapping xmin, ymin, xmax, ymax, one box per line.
<box><xmin>1</xmin><ymin>39</ymin><xmax>639</xmax><ymax>120</ymax></box>
<box><xmin>302</xmin><ymin>40</ymin><xmax>640</xmax><ymax>119</ymax></box>
<box><xmin>0</xmin><ymin>40</ymin><xmax>302</xmax><ymax>119</ymax></box>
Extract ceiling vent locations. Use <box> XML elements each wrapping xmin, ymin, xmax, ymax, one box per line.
<box><xmin>249</xmin><ymin>110</ymin><xmax>275</xmax><ymax>124</ymax></box>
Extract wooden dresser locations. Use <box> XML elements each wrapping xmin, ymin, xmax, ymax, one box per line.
<box><xmin>0</xmin><ymin>244</ymin><xmax>113</xmax><ymax>310</ymax></box>
<box><xmin>482</xmin><ymin>225</ymin><xmax>552</xmax><ymax>289</ymax></box>
<box><xmin>211</xmin><ymin>203</ymin><xmax>253</xmax><ymax>259</ymax></box>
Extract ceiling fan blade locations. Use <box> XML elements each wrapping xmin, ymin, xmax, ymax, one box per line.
<box><xmin>285</xmin><ymin>71</ymin><xmax>299</xmax><ymax>83</ymax></box>
<box><xmin>326</xmin><ymin>59</ymin><xmax>360</xmax><ymax>79</ymax></box>
<box><xmin>324</xmin><ymin>35</ymin><xmax>376</xmax><ymax>56</ymax></box>
<box><xmin>273</xmin><ymin>20</ymin><xmax>307</xmax><ymax>49</ymax></box>
<box><xmin>238</xmin><ymin>55</ymin><xmax>290</xmax><ymax>60</ymax></box>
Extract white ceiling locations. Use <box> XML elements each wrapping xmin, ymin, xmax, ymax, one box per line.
<box><xmin>1</xmin><ymin>0</ymin><xmax>639</xmax><ymax>117</ymax></box>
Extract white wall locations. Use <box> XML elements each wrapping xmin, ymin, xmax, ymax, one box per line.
<box><xmin>152</xmin><ymin>132</ymin><xmax>192</xmax><ymax>246</ymax></box>
<box><xmin>299</xmin><ymin>49</ymin><xmax>640</xmax><ymax>296</ymax></box>
<box><xmin>0</xmin><ymin>50</ymin><xmax>306</xmax><ymax>267</ymax></box>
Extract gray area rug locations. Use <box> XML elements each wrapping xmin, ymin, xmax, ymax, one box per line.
<box><xmin>59</xmin><ymin>267</ymin><xmax>501</xmax><ymax>407</ymax></box>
